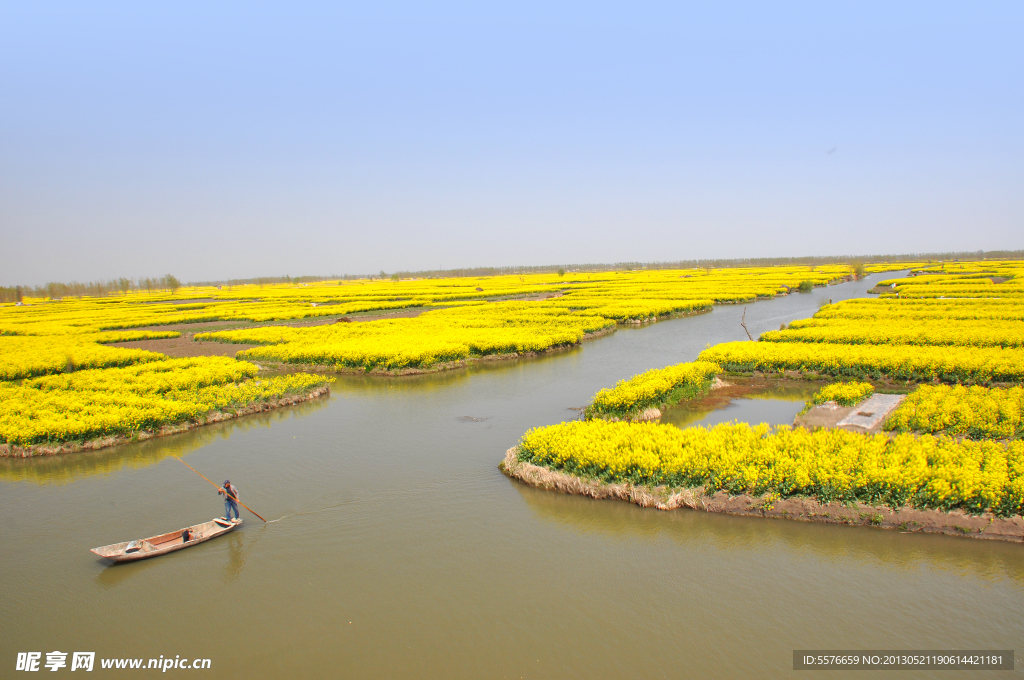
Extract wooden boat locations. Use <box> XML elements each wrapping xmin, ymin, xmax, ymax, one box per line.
<box><xmin>91</xmin><ymin>517</ymin><xmax>242</xmax><ymax>563</ymax></box>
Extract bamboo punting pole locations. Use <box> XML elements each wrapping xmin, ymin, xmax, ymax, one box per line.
<box><xmin>172</xmin><ymin>456</ymin><xmax>267</xmax><ymax>523</ymax></box>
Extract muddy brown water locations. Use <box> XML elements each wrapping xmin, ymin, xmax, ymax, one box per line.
<box><xmin>661</xmin><ymin>378</ymin><xmax>822</xmax><ymax>430</ymax></box>
<box><xmin>3</xmin><ymin>272</ymin><xmax>1022</xmax><ymax>679</ymax></box>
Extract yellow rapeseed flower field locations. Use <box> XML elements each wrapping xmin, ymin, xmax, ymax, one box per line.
<box><xmin>0</xmin><ymin>335</ymin><xmax>164</xmax><ymax>381</ymax></box>
<box><xmin>702</xmin><ymin>261</ymin><xmax>1024</xmax><ymax>383</ymax></box>
<box><xmin>0</xmin><ymin>358</ymin><xmax>328</xmax><ymax>446</ymax></box>
<box><xmin>699</xmin><ymin>340</ymin><xmax>1024</xmax><ymax>384</ymax></box>
<box><xmin>585</xmin><ymin>361</ymin><xmax>721</xmax><ymax>419</ymax></box>
<box><xmin>811</xmin><ymin>381</ymin><xmax>874</xmax><ymax>406</ymax></box>
<box><xmin>7</xmin><ymin>259</ymin><xmax>1021</xmax><ymax>449</ymax></box>
<box><xmin>199</xmin><ymin>303</ymin><xmax>616</xmax><ymax>371</ymax></box>
<box><xmin>518</xmin><ymin>420</ymin><xmax>1024</xmax><ymax>516</ymax></box>
<box><xmin>885</xmin><ymin>385</ymin><xmax>1024</xmax><ymax>440</ymax></box>
<box><xmin>813</xmin><ymin>298</ymin><xmax>1024</xmax><ymax>322</ymax></box>
<box><xmin>513</xmin><ymin>260</ymin><xmax>1024</xmax><ymax>519</ymax></box>
<box><xmin>761</xmin><ymin>318</ymin><xmax>1024</xmax><ymax>348</ymax></box>
<box><xmin>2</xmin><ymin>265</ymin><xmax>874</xmax><ymax>446</ymax></box>
<box><xmin>190</xmin><ymin>267</ymin><xmax>862</xmax><ymax>370</ymax></box>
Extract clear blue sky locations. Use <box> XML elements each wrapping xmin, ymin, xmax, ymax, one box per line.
<box><xmin>1</xmin><ymin>1</ymin><xmax>1021</xmax><ymax>284</ymax></box>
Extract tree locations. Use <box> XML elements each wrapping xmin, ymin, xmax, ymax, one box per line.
<box><xmin>46</xmin><ymin>282</ymin><xmax>68</xmax><ymax>299</ymax></box>
<box><xmin>557</xmin><ymin>268</ymin><xmax>565</xmax><ymax>277</ymax></box>
<box><xmin>162</xmin><ymin>274</ymin><xmax>181</xmax><ymax>292</ymax></box>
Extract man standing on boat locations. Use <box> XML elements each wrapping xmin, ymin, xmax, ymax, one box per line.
<box><xmin>219</xmin><ymin>480</ymin><xmax>241</xmax><ymax>522</ymax></box>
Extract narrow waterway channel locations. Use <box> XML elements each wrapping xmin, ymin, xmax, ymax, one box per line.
<box><xmin>2</xmin><ymin>271</ymin><xmax>1021</xmax><ymax>679</ymax></box>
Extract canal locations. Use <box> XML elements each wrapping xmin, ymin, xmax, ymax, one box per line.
<box><xmin>2</xmin><ymin>271</ymin><xmax>1021</xmax><ymax>678</ymax></box>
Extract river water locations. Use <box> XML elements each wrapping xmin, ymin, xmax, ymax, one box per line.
<box><xmin>2</xmin><ymin>272</ymin><xmax>1022</xmax><ymax>679</ymax></box>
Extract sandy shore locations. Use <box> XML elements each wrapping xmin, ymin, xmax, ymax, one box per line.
<box><xmin>500</xmin><ymin>447</ymin><xmax>1024</xmax><ymax>543</ymax></box>
<box><xmin>0</xmin><ymin>385</ymin><xmax>331</xmax><ymax>458</ymax></box>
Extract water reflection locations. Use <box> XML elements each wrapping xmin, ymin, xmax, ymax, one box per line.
<box><xmin>328</xmin><ymin>341</ymin><xmax>588</xmax><ymax>395</ymax></box>
<box><xmin>0</xmin><ymin>395</ymin><xmax>331</xmax><ymax>485</ymax></box>
<box><xmin>94</xmin><ymin>545</ymin><xmax>173</xmax><ymax>589</ymax></box>
<box><xmin>224</xmin><ymin>530</ymin><xmax>254</xmax><ymax>582</ymax></box>
<box><xmin>662</xmin><ymin>378</ymin><xmax>822</xmax><ymax>429</ymax></box>
<box><xmin>512</xmin><ymin>481</ymin><xmax>1024</xmax><ymax>586</ymax></box>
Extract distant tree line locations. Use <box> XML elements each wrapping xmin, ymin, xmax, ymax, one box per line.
<box><xmin>190</xmin><ymin>274</ymin><xmax>336</xmax><ymax>287</ymax></box>
<box><xmin>383</xmin><ymin>250</ymin><xmax>1024</xmax><ymax>279</ymax></box>
<box><xmin>0</xmin><ymin>275</ymin><xmax>182</xmax><ymax>303</ymax></box>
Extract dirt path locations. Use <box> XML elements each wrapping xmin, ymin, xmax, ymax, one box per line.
<box><xmin>108</xmin><ymin>336</ymin><xmax>258</xmax><ymax>358</ymax></box>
